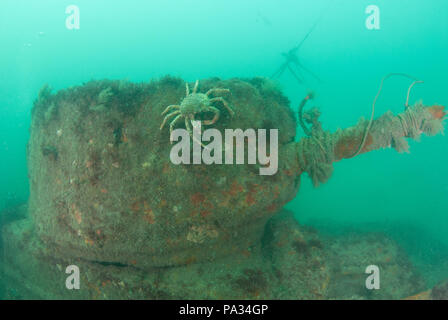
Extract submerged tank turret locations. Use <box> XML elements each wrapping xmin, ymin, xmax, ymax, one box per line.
<box><xmin>2</xmin><ymin>76</ymin><xmax>445</xmax><ymax>299</ymax></box>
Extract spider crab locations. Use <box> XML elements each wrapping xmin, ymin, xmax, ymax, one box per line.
<box><xmin>160</xmin><ymin>80</ymin><xmax>234</xmax><ymax>142</ymax></box>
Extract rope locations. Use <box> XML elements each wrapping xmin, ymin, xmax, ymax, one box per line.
<box><xmin>351</xmin><ymin>73</ymin><xmax>421</xmax><ymax>158</ymax></box>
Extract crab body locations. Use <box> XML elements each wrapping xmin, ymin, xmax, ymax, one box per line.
<box><xmin>179</xmin><ymin>93</ymin><xmax>210</xmax><ymax>116</ymax></box>
<box><xmin>160</xmin><ymin>80</ymin><xmax>234</xmax><ymax>142</ymax></box>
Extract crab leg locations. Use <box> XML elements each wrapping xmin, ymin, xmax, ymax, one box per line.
<box><xmin>210</xmin><ymin>97</ymin><xmax>235</xmax><ymax>116</ymax></box>
<box><xmin>192</xmin><ymin>80</ymin><xmax>199</xmax><ymax>94</ymax></box>
<box><xmin>161</xmin><ymin>105</ymin><xmax>180</xmax><ymax>116</ymax></box>
<box><xmin>160</xmin><ymin>110</ymin><xmax>180</xmax><ymax>130</ymax></box>
<box><xmin>185</xmin><ymin>116</ymin><xmax>209</xmax><ymax>148</ymax></box>
<box><xmin>185</xmin><ymin>117</ymin><xmax>193</xmax><ymax>136</ymax></box>
<box><xmin>169</xmin><ymin>114</ymin><xmax>183</xmax><ymax>142</ymax></box>
<box><xmin>203</xmin><ymin>106</ymin><xmax>220</xmax><ymax>125</ymax></box>
<box><xmin>205</xmin><ymin>88</ymin><xmax>230</xmax><ymax>97</ymax></box>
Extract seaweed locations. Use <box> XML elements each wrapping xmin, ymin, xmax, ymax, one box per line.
<box><xmin>431</xmin><ymin>281</ymin><xmax>448</xmax><ymax>300</ymax></box>
<box><xmin>233</xmin><ymin>268</ymin><xmax>268</xmax><ymax>296</ymax></box>
<box><xmin>41</xmin><ymin>145</ymin><xmax>58</xmax><ymax>161</ymax></box>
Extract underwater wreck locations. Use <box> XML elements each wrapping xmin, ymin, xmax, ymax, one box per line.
<box><xmin>1</xmin><ymin>76</ymin><xmax>445</xmax><ymax>299</ymax></box>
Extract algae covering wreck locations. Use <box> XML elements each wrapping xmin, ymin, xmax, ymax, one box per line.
<box><xmin>0</xmin><ymin>75</ymin><xmax>445</xmax><ymax>299</ymax></box>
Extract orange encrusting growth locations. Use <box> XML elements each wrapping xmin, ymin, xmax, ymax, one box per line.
<box><xmin>190</xmin><ymin>192</ymin><xmax>206</xmax><ymax>206</ymax></box>
<box><xmin>403</xmin><ymin>290</ymin><xmax>432</xmax><ymax>300</ymax></box>
<box><xmin>334</xmin><ymin>133</ymin><xmax>373</xmax><ymax>161</ymax></box>
<box><xmin>427</xmin><ymin>105</ymin><xmax>446</xmax><ymax>120</ymax></box>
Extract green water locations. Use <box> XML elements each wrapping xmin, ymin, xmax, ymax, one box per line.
<box><xmin>1</xmin><ymin>0</ymin><xmax>447</xmax><ymax>296</ymax></box>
